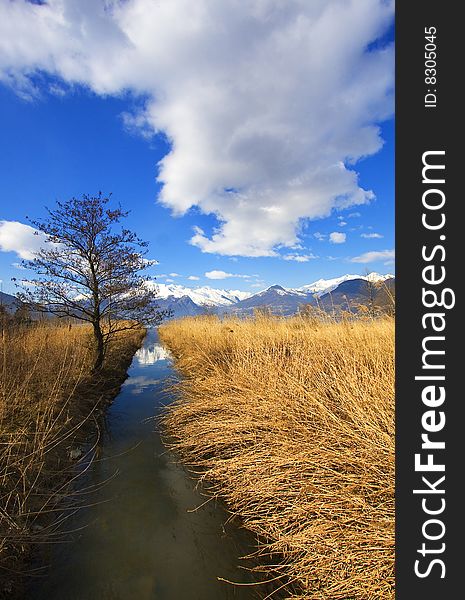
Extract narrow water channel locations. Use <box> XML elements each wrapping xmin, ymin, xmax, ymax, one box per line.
<box><xmin>30</xmin><ymin>330</ymin><xmax>257</xmax><ymax>600</ymax></box>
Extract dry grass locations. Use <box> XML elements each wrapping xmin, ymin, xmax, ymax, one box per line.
<box><xmin>159</xmin><ymin>314</ymin><xmax>394</xmax><ymax>599</ymax></box>
<box><xmin>0</xmin><ymin>320</ymin><xmax>144</xmax><ymax>594</ymax></box>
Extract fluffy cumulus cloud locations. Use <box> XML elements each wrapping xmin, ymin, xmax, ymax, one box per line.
<box><xmin>329</xmin><ymin>232</ymin><xmax>346</xmax><ymax>244</ymax></box>
<box><xmin>0</xmin><ymin>0</ymin><xmax>394</xmax><ymax>257</ymax></box>
<box><xmin>0</xmin><ymin>220</ymin><xmax>47</xmax><ymax>259</ymax></box>
<box><xmin>351</xmin><ymin>249</ymin><xmax>394</xmax><ymax>263</ymax></box>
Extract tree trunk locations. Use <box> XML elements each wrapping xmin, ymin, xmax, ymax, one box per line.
<box><xmin>92</xmin><ymin>321</ymin><xmax>105</xmax><ymax>372</ymax></box>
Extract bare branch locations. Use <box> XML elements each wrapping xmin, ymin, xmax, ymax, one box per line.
<box><xmin>19</xmin><ymin>193</ymin><xmax>170</xmax><ymax>371</ymax></box>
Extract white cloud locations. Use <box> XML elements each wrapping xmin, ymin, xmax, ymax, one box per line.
<box><xmin>0</xmin><ymin>220</ymin><xmax>48</xmax><ymax>259</ymax></box>
<box><xmin>142</xmin><ymin>258</ymin><xmax>159</xmax><ymax>266</ymax></box>
<box><xmin>361</xmin><ymin>232</ymin><xmax>383</xmax><ymax>238</ymax></box>
<box><xmin>205</xmin><ymin>270</ymin><xmax>229</xmax><ymax>280</ymax></box>
<box><xmin>282</xmin><ymin>253</ymin><xmax>317</xmax><ymax>262</ymax></box>
<box><xmin>205</xmin><ymin>270</ymin><xmax>251</xmax><ymax>280</ymax></box>
<box><xmin>169</xmin><ymin>272</ymin><xmax>180</xmax><ymax>277</ymax></box>
<box><xmin>338</xmin><ymin>220</ymin><xmax>347</xmax><ymax>227</ymax></box>
<box><xmin>347</xmin><ymin>212</ymin><xmax>362</xmax><ymax>218</ymax></box>
<box><xmin>351</xmin><ymin>249</ymin><xmax>395</xmax><ymax>263</ymax></box>
<box><xmin>187</xmin><ymin>275</ymin><xmax>200</xmax><ymax>281</ymax></box>
<box><xmin>329</xmin><ymin>232</ymin><xmax>346</xmax><ymax>244</ymax></box>
<box><xmin>0</xmin><ymin>0</ymin><xmax>393</xmax><ymax>257</ymax></box>
<box><xmin>314</xmin><ymin>232</ymin><xmax>327</xmax><ymax>241</ymax></box>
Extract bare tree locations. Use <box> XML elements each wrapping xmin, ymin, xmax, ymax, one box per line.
<box><xmin>253</xmin><ymin>305</ymin><xmax>273</xmax><ymax>318</ymax></box>
<box><xmin>298</xmin><ymin>303</ymin><xmax>314</xmax><ymax>318</ymax></box>
<box><xmin>0</xmin><ymin>304</ymin><xmax>9</xmax><ymax>335</ymax></box>
<box><xmin>364</xmin><ymin>271</ymin><xmax>379</xmax><ymax>318</ymax></box>
<box><xmin>16</xmin><ymin>193</ymin><xmax>170</xmax><ymax>371</ymax></box>
<box><xmin>363</xmin><ymin>271</ymin><xmax>396</xmax><ymax>317</ymax></box>
<box><xmin>378</xmin><ymin>279</ymin><xmax>396</xmax><ymax>316</ymax></box>
<box><xmin>13</xmin><ymin>303</ymin><xmax>31</xmax><ymax>326</ymax></box>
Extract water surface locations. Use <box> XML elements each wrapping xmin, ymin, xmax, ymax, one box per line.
<box><xmin>31</xmin><ymin>330</ymin><xmax>257</xmax><ymax>600</ymax></box>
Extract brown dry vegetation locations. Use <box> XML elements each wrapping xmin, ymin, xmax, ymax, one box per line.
<box><xmin>0</xmin><ymin>321</ymin><xmax>144</xmax><ymax>596</ymax></box>
<box><xmin>159</xmin><ymin>314</ymin><xmax>394</xmax><ymax>599</ymax></box>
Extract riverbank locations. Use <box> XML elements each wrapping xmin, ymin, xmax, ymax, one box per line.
<box><xmin>159</xmin><ymin>315</ymin><xmax>395</xmax><ymax>599</ymax></box>
<box><xmin>0</xmin><ymin>321</ymin><xmax>145</xmax><ymax>598</ymax></box>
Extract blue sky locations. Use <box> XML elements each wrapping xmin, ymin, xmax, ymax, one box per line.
<box><xmin>0</xmin><ymin>0</ymin><xmax>394</xmax><ymax>295</ymax></box>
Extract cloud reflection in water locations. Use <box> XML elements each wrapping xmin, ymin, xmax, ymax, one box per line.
<box><xmin>135</xmin><ymin>343</ymin><xmax>172</xmax><ymax>366</ymax></box>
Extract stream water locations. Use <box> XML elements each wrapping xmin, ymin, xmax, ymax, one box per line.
<box><xmin>29</xmin><ymin>330</ymin><xmax>257</xmax><ymax>600</ymax></box>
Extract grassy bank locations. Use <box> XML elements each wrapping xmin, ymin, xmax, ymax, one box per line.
<box><xmin>0</xmin><ymin>321</ymin><xmax>144</xmax><ymax>596</ymax></box>
<box><xmin>159</xmin><ymin>315</ymin><xmax>394</xmax><ymax>599</ymax></box>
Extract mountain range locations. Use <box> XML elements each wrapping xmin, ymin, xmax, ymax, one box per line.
<box><xmin>151</xmin><ymin>273</ymin><xmax>394</xmax><ymax>318</ymax></box>
<box><xmin>0</xmin><ymin>273</ymin><xmax>395</xmax><ymax>319</ymax></box>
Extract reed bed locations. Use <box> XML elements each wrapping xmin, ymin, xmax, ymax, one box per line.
<box><xmin>159</xmin><ymin>315</ymin><xmax>394</xmax><ymax>599</ymax></box>
<box><xmin>0</xmin><ymin>320</ymin><xmax>144</xmax><ymax>594</ymax></box>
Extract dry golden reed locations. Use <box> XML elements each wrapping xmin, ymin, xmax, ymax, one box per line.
<box><xmin>160</xmin><ymin>314</ymin><xmax>394</xmax><ymax>599</ymax></box>
<box><xmin>0</xmin><ymin>320</ymin><xmax>143</xmax><ymax>588</ymax></box>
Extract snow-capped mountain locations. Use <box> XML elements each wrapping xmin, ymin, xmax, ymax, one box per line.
<box><xmin>152</xmin><ymin>283</ymin><xmax>252</xmax><ymax>306</ymax></box>
<box><xmin>295</xmin><ymin>272</ymin><xmax>394</xmax><ymax>297</ymax></box>
<box><xmin>150</xmin><ymin>272</ymin><xmax>393</xmax><ymax>311</ymax></box>
<box><xmin>227</xmin><ymin>285</ymin><xmax>309</xmax><ymax>315</ymax></box>
<box><xmin>2</xmin><ymin>273</ymin><xmax>394</xmax><ymax>321</ymax></box>
<box><xmin>317</xmin><ymin>277</ymin><xmax>395</xmax><ymax>311</ymax></box>
<box><xmin>228</xmin><ymin>274</ymin><xmax>395</xmax><ymax>316</ymax></box>
<box><xmin>144</xmin><ymin>273</ymin><xmax>394</xmax><ymax>318</ymax></box>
